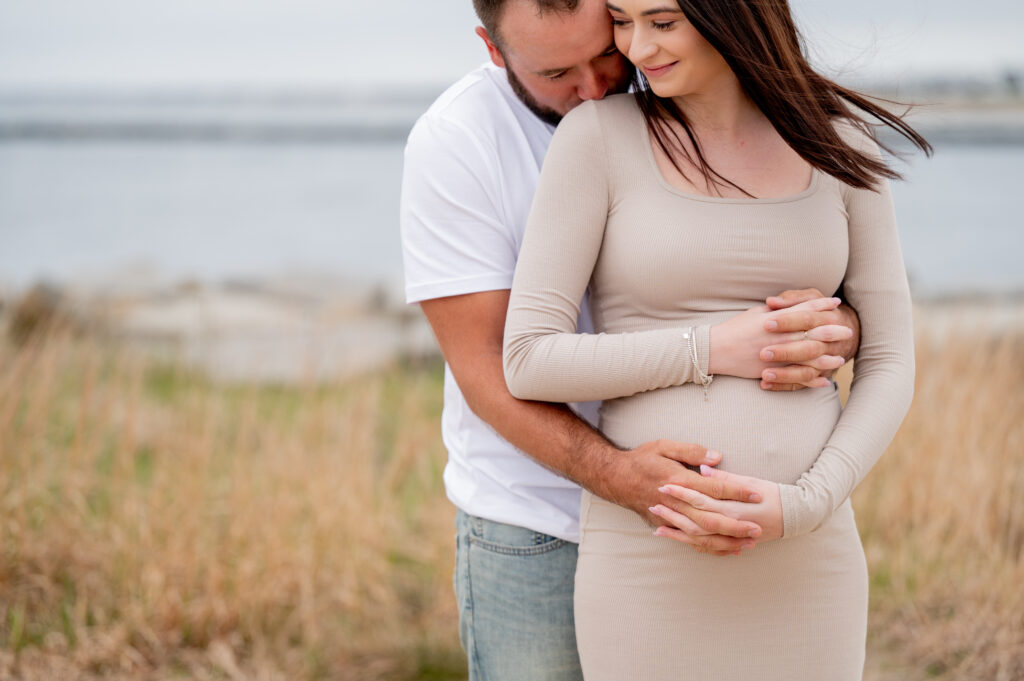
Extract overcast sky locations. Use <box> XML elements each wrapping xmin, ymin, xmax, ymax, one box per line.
<box><xmin>0</xmin><ymin>0</ymin><xmax>1020</xmax><ymax>91</ymax></box>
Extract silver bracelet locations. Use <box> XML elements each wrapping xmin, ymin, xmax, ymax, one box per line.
<box><xmin>685</xmin><ymin>326</ymin><xmax>714</xmax><ymax>400</ymax></box>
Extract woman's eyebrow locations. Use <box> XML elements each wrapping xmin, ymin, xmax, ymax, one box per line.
<box><xmin>606</xmin><ymin>3</ymin><xmax>683</xmax><ymax>15</ymax></box>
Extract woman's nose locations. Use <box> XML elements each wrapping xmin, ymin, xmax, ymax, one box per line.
<box><xmin>628</xmin><ymin>31</ymin><xmax>657</xmax><ymax>64</ymax></box>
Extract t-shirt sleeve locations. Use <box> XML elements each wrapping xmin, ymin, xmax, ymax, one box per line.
<box><xmin>400</xmin><ymin>114</ymin><xmax>517</xmax><ymax>304</ymax></box>
<box><xmin>779</xmin><ymin>136</ymin><xmax>916</xmax><ymax>537</ymax></box>
<box><xmin>503</xmin><ymin>101</ymin><xmax>706</xmax><ymax>403</ymax></box>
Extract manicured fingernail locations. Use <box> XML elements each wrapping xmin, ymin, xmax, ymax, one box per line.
<box><xmin>749</xmin><ymin>492</ymin><xmax>762</xmax><ymax>503</ymax></box>
<box><xmin>765</xmin><ymin>320</ymin><xmax>778</xmax><ymax>330</ymax></box>
<box><xmin>764</xmin><ymin>372</ymin><xmax>776</xmax><ymax>381</ymax></box>
<box><xmin>763</xmin><ymin>350</ymin><xmax>774</xmax><ymax>360</ymax></box>
<box><xmin>657</xmin><ymin>486</ymin><xmax>670</xmax><ymax>494</ymax></box>
<box><xmin>704</xmin><ymin>450</ymin><xmax>720</xmax><ymax>463</ymax></box>
<box><xmin>700</xmin><ymin>464</ymin><xmax>713</xmax><ymax>476</ymax></box>
<box><xmin>743</xmin><ymin>541</ymin><xmax>756</xmax><ymax>549</ymax></box>
<box><xmin>648</xmin><ymin>506</ymin><xmax>660</xmax><ymax>515</ymax></box>
<box><xmin>747</xmin><ymin>528</ymin><xmax>761</xmax><ymax>538</ymax></box>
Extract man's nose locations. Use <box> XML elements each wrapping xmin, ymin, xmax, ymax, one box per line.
<box><xmin>577</xmin><ymin>66</ymin><xmax>608</xmax><ymax>101</ymax></box>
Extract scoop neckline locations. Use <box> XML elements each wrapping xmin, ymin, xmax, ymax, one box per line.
<box><xmin>638</xmin><ymin>111</ymin><xmax>822</xmax><ymax>205</ymax></box>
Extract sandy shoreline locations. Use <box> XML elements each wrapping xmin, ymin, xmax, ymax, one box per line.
<box><xmin>3</xmin><ymin>276</ymin><xmax>1021</xmax><ymax>384</ymax></box>
<box><xmin>2</xmin><ymin>277</ymin><xmax>437</xmax><ymax>383</ymax></box>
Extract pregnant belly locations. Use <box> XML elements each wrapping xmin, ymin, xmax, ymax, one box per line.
<box><xmin>599</xmin><ymin>376</ymin><xmax>843</xmax><ymax>485</ymax></box>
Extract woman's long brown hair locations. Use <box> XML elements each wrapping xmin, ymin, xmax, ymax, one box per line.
<box><xmin>634</xmin><ymin>0</ymin><xmax>932</xmax><ymax>195</ymax></box>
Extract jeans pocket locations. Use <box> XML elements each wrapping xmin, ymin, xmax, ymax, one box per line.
<box><xmin>467</xmin><ymin>515</ymin><xmax>568</xmax><ymax>556</ymax></box>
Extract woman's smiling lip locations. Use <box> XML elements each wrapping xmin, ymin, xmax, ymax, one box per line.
<box><xmin>642</xmin><ymin>61</ymin><xmax>678</xmax><ymax>78</ymax></box>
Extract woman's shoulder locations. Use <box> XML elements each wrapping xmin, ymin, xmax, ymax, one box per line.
<box><xmin>558</xmin><ymin>93</ymin><xmax>640</xmax><ymax>141</ymax></box>
<box><xmin>594</xmin><ymin>92</ymin><xmax>640</xmax><ymax>114</ymax></box>
<box><xmin>826</xmin><ymin>116</ymin><xmax>891</xmax><ymax>197</ymax></box>
<box><xmin>831</xmin><ymin>117</ymin><xmax>883</xmax><ymax>158</ymax></box>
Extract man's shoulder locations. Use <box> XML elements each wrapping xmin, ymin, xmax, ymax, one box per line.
<box><xmin>412</xmin><ymin>63</ymin><xmax>523</xmax><ymax>141</ymax></box>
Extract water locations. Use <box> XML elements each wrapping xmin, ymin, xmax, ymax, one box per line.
<box><xmin>890</xmin><ymin>145</ymin><xmax>1023</xmax><ymax>297</ymax></box>
<box><xmin>0</xmin><ymin>139</ymin><xmax>406</xmax><ymax>290</ymax></box>
<box><xmin>1</xmin><ymin>127</ymin><xmax>1021</xmax><ymax>301</ymax></box>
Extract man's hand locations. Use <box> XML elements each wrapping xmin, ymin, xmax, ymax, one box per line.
<box><xmin>650</xmin><ymin>466</ymin><xmax>784</xmax><ymax>553</ymax></box>
<box><xmin>598</xmin><ymin>441</ymin><xmax>765</xmax><ymax>557</ymax></box>
<box><xmin>709</xmin><ymin>295</ymin><xmax>852</xmax><ymax>387</ymax></box>
<box><xmin>760</xmin><ymin>288</ymin><xmax>861</xmax><ymax>391</ymax></box>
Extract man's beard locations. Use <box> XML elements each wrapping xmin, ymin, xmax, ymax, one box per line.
<box><xmin>505</xmin><ymin>63</ymin><xmax>565</xmax><ymax>127</ymax></box>
<box><xmin>504</xmin><ymin>58</ymin><xmax>635</xmax><ymax>127</ymax></box>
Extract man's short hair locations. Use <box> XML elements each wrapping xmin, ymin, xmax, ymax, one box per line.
<box><xmin>473</xmin><ymin>0</ymin><xmax>581</xmax><ymax>48</ymax></box>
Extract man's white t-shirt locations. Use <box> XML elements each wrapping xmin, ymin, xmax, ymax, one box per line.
<box><xmin>400</xmin><ymin>63</ymin><xmax>597</xmax><ymax>542</ymax></box>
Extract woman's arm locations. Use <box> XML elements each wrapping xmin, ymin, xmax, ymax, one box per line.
<box><xmin>777</xmin><ymin>144</ymin><xmax>916</xmax><ymax>538</ymax></box>
<box><xmin>504</xmin><ymin>101</ymin><xmax>713</xmax><ymax>403</ymax></box>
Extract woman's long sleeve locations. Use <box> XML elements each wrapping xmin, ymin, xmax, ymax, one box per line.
<box><xmin>779</xmin><ymin>158</ymin><xmax>915</xmax><ymax>537</ymax></box>
<box><xmin>503</xmin><ymin>102</ymin><xmax>708</xmax><ymax>403</ymax></box>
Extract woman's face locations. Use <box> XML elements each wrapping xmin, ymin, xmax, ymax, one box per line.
<box><xmin>605</xmin><ymin>1</ymin><xmax>732</xmax><ymax>99</ymax></box>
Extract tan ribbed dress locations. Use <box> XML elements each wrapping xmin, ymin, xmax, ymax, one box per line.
<box><xmin>503</xmin><ymin>95</ymin><xmax>914</xmax><ymax>680</ymax></box>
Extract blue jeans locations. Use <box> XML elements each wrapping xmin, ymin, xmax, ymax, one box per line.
<box><xmin>454</xmin><ymin>509</ymin><xmax>583</xmax><ymax>681</ymax></box>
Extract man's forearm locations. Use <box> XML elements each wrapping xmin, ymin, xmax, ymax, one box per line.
<box><xmin>420</xmin><ymin>292</ymin><xmax>629</xmax><ymax>499</ymax></box>
<box><xmin>457</xmin><ymin>348</ymin><xmax>628</xmax><ymax>501</ymax></box>
<box><xmin>835</xmin><ymin>303</ymin><xmax>861</xmax><ymax>361</ymax></box>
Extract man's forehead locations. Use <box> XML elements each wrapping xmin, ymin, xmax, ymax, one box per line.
<box><xmin>498</xmin><ymin>0</ymin><xmax>614</xmax><ymax>72</ymax></box>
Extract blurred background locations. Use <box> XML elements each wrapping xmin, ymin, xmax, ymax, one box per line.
<box><xmin>1</xmin><ymin>1</ymin><xmax>1021</xmax><ymax>680</ymax></box>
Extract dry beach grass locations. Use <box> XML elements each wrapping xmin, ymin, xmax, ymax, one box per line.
<box><xmin>854</xmin><ymin>327</ymin><xmax>1024</xmax><ymax>680</ymax></box>
<box><xmin>0</xmin><ymin>311</ymin><xmax>1021</xmax><ymax>680</ymax></box>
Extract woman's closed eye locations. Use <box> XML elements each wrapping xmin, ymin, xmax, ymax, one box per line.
<box><xmin>610</xmin><ymin>18</ymin><xmax>678</xmax><ymax>31</ymax></box>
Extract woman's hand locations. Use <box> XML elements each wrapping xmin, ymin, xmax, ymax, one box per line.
<box><xmin>759</xmin><ymin>289</ymin><xmax>861</xmax><ymax>391</ymax></box>
<box><xmin>709</xmin><ymin>295</ymin><xmax>852</xmax><ymax>386</ymax></box>
<box><xmin>649</xmin><ymin>465</ymin><xmax>784</xmax><ymax>555</ymax></box>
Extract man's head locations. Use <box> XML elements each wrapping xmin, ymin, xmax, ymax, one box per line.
<box><xmin>473</xmin><ymin>0</ymin><xmax>633</xmax><ymax>125</ymax></box>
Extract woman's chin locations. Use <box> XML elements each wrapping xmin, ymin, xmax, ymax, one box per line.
<box><xmin>646</xmin><ymin>82</ymin><xmax>680</xmax><ymax>99</ymax></box>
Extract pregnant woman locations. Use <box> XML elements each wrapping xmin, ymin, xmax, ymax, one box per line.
<box><xmin>502</xmin><ymin>0</ymin><xmax>930</xmax><ymax>678</ymax></box>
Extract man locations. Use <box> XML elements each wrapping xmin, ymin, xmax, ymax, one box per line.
<box><xmin>400</xmin><ymin>1</ymin><xmax>860</xmax><ymax>678</ymax></box>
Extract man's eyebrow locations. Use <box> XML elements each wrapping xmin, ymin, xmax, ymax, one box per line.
<box><xmin>606</xmin><ymin>3</ymin><xmax>682</xmax><ymax>16</ymax></box>
<box><xmin>536</xmin><ymin>66</ymin><xmax>570</xmax><ymax>77</ymax></box>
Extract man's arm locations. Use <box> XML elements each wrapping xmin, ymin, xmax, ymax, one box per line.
<box><xmin>421</xmin><ymin>290</ymin><xmax>765</xmax><ymax>555</ymax></box>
